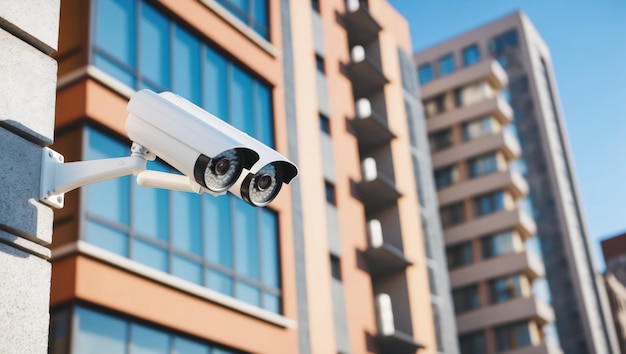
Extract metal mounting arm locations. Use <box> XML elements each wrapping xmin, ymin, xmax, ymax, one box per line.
<box><xmin>40</xmin><ymin>143</ymin><xmax>155</xmax><ymax>209</ymax></box>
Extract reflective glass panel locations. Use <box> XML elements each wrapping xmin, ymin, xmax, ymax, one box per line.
<box><xmin>172</xmin><ymin>26</ymin><xmax>201</xmax><ymax>105</ymax></box>
<box><xmin>73</xmin><ymin>307</ymin><xmax>127</xmax><ymax>354</ymax></box>
<box><xmin>172</xmin><ymin>256</ymin><xmax>203</xmax><ymax>285</ymax></box>
<box><xmin>237</xmin><ymin>281</ymin><xmax>260</xmax><ymax>306</ymax></box>
<box><xmin>230</xmin><ymin>67</ymin><xmax>254</xmax><ymax>135</ymax></box>
<box><xmin>172</xmin><ymin>337</ymin><xmax>209</xmax><ymax>354</ymax></box>
<box><xmin>130</xmin><ymin>323</ymin><xmax>169</xmax><ymax>354</ymax></box>
<box><xmin>86</xmin><ymin>221</ymin><xmax>129</xmax><ymax>256</ymax></box>
<box><xmin>260</xmin><ymin>209</ymin><xmax>279</xmax><ymax>287</ymax></box>
<box><xmin>203</xmin><ymin>47</ymin><xmax>228</xmax><ymax>119</ymax></box>
<box><xmin>234</xmin><ymin>199</ymin><xmax>259</xmax><ymax>280</ymax></box>
<box><xmin>172</xmin><ymin>191</ymin><xmax>202</xmax><ymax>256</ymax></box>
<box><xmin>203</xmin><ymin>194</ymin><xmax>233</xmax><ymax>268</ymax></box>
<box><xmin>133</xmin><ymin>238</ymin><xmax>168</xmax><ymax>271</ymax></box>
<box><xmin>140</xmin><ymin>3</ymin><xmax>170</xmax><ymax>88</ymax></box>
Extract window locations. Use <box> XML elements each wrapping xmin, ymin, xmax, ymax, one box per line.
<box><xmin>423</xmin><ymin>94</ymin><xmax>446</xmax><ymax>117</ymax></box>
<box><xmin>462</xmin><ymin>117</ymin><xmax>493</xmax><ymax>141</ymax></box>
<box><xmin>473</xmin><ymin>191</ymin><xmax>505</xmax><ymax>217</ymax></box>
<box><xmin>490</xmin><ymin>29</ymin><xmax>519</xmax><ymax>56</ymax></box>
<box><xmin>216</xmin><ymin>0</ymin><xmax>269</xmax><ymax>38</ymax></box>
<box><xmin>453</xmin><ymin>284</ymin><xmax>479</xmax><ymax>313</ymax></box>
<box><xmin>463</xmin><ymin>44</ymin><xmax>480</xmax><ymax>66</ymax></box>
<box><xmin>482</xmin><ymin>231</ymin><xmax>515</xmax><ymax>259</ymax></box>
<box><xmin>467</xmin><ymin>153</ymin><xmax>498</xmax><ymax>178</ymax></box>
<box><xmin>330</xmin><ymin>254</ymin><xmax>341</xmax><ymax>280</ymax></box>
<box><xmin>84</xmin><ymin>128</ymin><xmax>282</xmax><ymax>313</ymax></box>
<box><xmin>311</xmin><ymin>0</ymin><xmax>320</xmax><ymax>12</ymax></box>
<box><xmin>92</xmin><ymin>0</ymin><xmax>275</xmax><ymax>147</ymax></box>
<box><xmin>428</xmin><ymin>128</ymin><xmax>453</xmax><ymax>152</ymax></box>
<box><xmin>446</xmin><ymin>241</ymin><xmax>473</xmax><ymax>269</ymax></box>
<box><xmin>494</xmin><ymin>321</ymin><xmax>531</xmax><ymax>351</ymax></box>
<box><xmin>325</xmin><ymin>180</ymin><xmax>336</xmax><ymax>205</ymax></box>
<box><xmin>455</xmin><ymin>82</ymin><xmax>493</xmax><ymax>107</ymax></box>
<box><xmin>489</xmin><ymin>274</ymin><xmax>522</xmax><ymax>304</ymax></box>
<box><xmin>438</xmin><ymin>54</ymin><xmax>455</xmax><ymax>76</ymax></box>
<box><xmin>459</xmin><ymin>331</ymin><xmax>486</xmax><ymax>354</ymax></box>
<box><xmin>418</xmin><ymin>63</ymin><xmax>433</xmax><ymax>84</ymax></box>
<box><xmin>434</xmin><ymin>165</ymin><xmax>458</xmax><ymax>190</ymax></box>
<box><xmin>319</xmin><ymin>113</ymin><xmax>330</xmax><ymax>135</ymax></box>
<box><xmin>49</xmin><ymin>306</ymin><xmax>240</xmax><ymax>354</ymax></box>
<box><xmin>440</xmin><ymin>202</ymin><xmax>465</xmax><ymax>228</ymax></box>
<box><xmin>315</xmin><ymin>54</ymin><xmax>325</xmax><ymax>73</ymax></box>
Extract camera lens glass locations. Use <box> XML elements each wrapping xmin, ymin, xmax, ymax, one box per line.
<box><xmin>203</xmin><ymin>150</ymin><xmax>241</xmax><ymax>192</ymax></box>
<box><xmin>256</xmin><ymin>174</ymin><xmax>272</xmax><ymax>191</ymax></box>
<box><xmin>244</xmin><ymin>163</ymin><xmax>283</xmax><ymax>206</ymax></box>
<box><xmin>214</xmin><ymin>158</ymin><xmax>231</xmax><ymax>176</ymax></box>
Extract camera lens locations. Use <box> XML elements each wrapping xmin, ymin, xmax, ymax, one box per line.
<box><xmin>257</xmin><ymin>174</ymin><xmax>272</xmax><ymax>191</ymax></box>
<box><xmin>214</xmin><ymin>158</ymin><xmax>231</xmax><ymax>176</ymax></box>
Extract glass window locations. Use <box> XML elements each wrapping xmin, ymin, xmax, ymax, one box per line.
<box><xmin>418</xmin><ymin>63</ymin><xmax>433</xmax><ymax>84</ymax></box>
<box><xmin>482</xmin><ymin>231</ymin><xmax>514</xmax><ymax>259</ymax></box>
<box><xmin>319</xmin><ymin>113</ymin><xmax>330</xmax><ymax>135</ymax></box>
<box><xmin>489</xmin><ymin>274</ymin><xmax>522</xmax><ymax>304</ymax></box>
<box><xmin>423</xmin><ymin>94</ymin><xmax>446</xmax><ymax>118</ymax></box>
<box><xmin>455</xmin><ymin>82</ymin><xmax>493</xmax><ymax>107</ymax></box>
<box><xmin>429</xmin><ymin>128</ymin><xmax>453</xmax><ymax>152</ymax></box>
<box><xmin>311</xmin><ymin>0</ymin><xmax>320</xmax><ymax>12</ymax></box>
<box><xmin>325</xmin><ymin>181</ymin><xmax>336</xmax><ymax>205</ymax></box>
<box><xmin>83</xmin><ymin>127</ymin><xmax>282</xmax><ymax>313</ymax></box>
<box><xmin>438</xmin><ymin>54</ymin><xmax>455</xmax><ymax>76</ymax></box>
<box><xmin>453</xmin><ymin>284</ymin><xmax>479</xmax><ymax>313</ymax></box>
<box><xmin>330</xmin><ymin>254</ymin><xmax>341</xmax><ymax>280</ymax></box>
<box><xmin>434</xmin><ymin>165</ymin><xmax>458</xmax><ymax>190</ymax></box>
<box><xmin>495</xmin><ymin>321</ymin><xmax>531</xmax><ymax>351</ymax></box>
<box><xmin>315</xmin><ymin>54</ymin><xmax>325</xmax><ymax>73</ymax></box>
<box><xmin>92</xmin><ymin>0</ymin><xmax>274</xmax><ymax>146</ymax></box>
<box><xmin>459</xmin><ymin>331</ymin><xmax>485</xmax><ymax>354</ymax></box>
<box><xmin>490</xmin><ymin>29</ymin><xmax>519</xmax><ymax>56</ymax></box>
<box><xmin>474</xmin><ymin>191</ymin><xmax>505</xmax><ymax>217</ymax></box>
<box><xmin>440</xmin><ymin>202</ymin><xmax>465</xmax><ymax>228</ymax></box>
<box><xmin>216</xmin><ymin>0</ymin><xmax>268</xmax><ymax>38</ymax></box>
<box><xmin>468</xmin><ymin>153</ymin><xmax>498</xmax><ymax>178</ymax></box>
<box><xmin>463</xmin><ymin>117</ymin><xmax>493</xmax><ymax>141</ymax></box>
<box><xmin>65</xmin><ymin>306</ymin><xmax>240</xmax><ymax>354</ymax></box>
<box><xmin>463</xmin><ymin>44</ymin><xmax>480</xmax><ymax>66</ymax></box>
<box><xmin>73</xmin><ymin>307</ymin><xmax>128</xmax><ymax>354</ymax></box>
<box><xmin>446</xmin><ymin>241</ymin><xmax>473</xmax><ymax>269</ymax></box>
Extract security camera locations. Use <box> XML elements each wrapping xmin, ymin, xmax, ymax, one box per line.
<box><xmin>127</xmin><ymin>90</ymin><xmax>298</xmax><ymax>206</ymax></box>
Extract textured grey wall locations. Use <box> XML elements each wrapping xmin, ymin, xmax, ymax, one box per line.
<box><xmin>0</xmin><ymin>1</ymin><xmax>60</xmax><ymax>352</ymax></box>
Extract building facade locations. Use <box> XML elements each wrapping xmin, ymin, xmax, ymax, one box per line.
<box><xmin>414</xmin><ymin>11</ymin><xmax>618</xmax><ymax>354</ymax></box>
<box><xmin>47</xmin><ymin>0</ymin><xmax>455</xmax><ymax>353</ymax></box>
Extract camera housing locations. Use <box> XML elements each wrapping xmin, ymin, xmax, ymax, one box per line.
<box><xmin>126</xmin><ymin>90</ymin><xmax>297</xmax><ymax>206</ymax></box>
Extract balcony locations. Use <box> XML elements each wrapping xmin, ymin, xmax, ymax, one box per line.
<box><xmin>438</xmin><ymin>169</ymin><xmax>528</xmax><ymax>206</ymax></box>
<box><xmin>456</xmin><ymin>296</ymin><xmax>555</xmax><ymax>334</ymax></box>
<box><xmin>431</xmin><ymin>130</ymin><xmax>521</xmax><ymax>169</ymax></box>
<box><xmin>348</xmin><ymin>45</ymin><xmax>388</xmax><ymax>98</ymax></box>
<box><xmin>343</xmin><ymin>0</ymin><xmax>382</xmax><ymax>46</ymax></box>
<box><xmin>500</xmin><ymin>342</ymin><xmax>563</xmax><ymax>354</ymax></box>
<box><xmin>444</xmin><ymin>208</ymin><xmax>537</xmax><ymax>245</ymax></box>
<box><xmin>363</xmin><ymin>219</ymin><xmax>411</xmax><ymax>277</ymax></box>
<box><xmin>449</xmin><ymin>250</ymin><xmax>545</xmax><ymax>288</ymax></box>
<box><xmin>426</xmin><ymin>96</ymin><xmax>513</xmax><ymax>133</ymax></box>
<box><xmin>350</xmin><ymin>98</ymin><xmax>395</xmax><ymax>151</ymax></box>
<box><xmin>375</xmin><ymin>293</ymin><xmax>424</xmax><ymax>353</ymax></box>
<box><xmin>421</xmin><ymin>60</ymin><xmax>508</xmax><ymax>99</ymax></box>
<box><xmin>356</xmin><ymin>157</ymin><xmax>401</xmax><ymax>211</ymax></box>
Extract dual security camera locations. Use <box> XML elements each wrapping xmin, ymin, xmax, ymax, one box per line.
<box><xmin>126</xmin><ymin>90</ymin><xmax>298</xmax><ymax>207</ymax></box>
<box><xmin>40</xmin><ymin>90</ymin><xmax>297</xmax><ymax>209</ymax></box>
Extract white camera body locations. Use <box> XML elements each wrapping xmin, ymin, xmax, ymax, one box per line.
<box><xmin>126</xmin><ymin>90</ymin><xmax>297</xmax><ymax>206</ymax></box>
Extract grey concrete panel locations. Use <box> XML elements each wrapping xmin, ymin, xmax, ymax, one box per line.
<box><xmin>326</xmin><ymin>204</ymin><xmax>341</xmax><ymax>256</ymax></box>
<box><xmin>0</xmin><ymin>0</ymin><xmax>60</xmax><ymax>54</ymax></box>
<box><xmin>0</xmin><ymin>242</ymin><xmax>51</xmax><ymax>354</ymax></box>
<box><xmin>320</xmin><ymin>134</ymin><xmax>336</xmax><ymax>182</ymax></box>
<box><xmin>331</xmin><ymin>280</ymin><xmax>351</xmax><ymax>354</ymax></box>
<box><xmin>311</xmin><ymin>11</ymin><xmax>325</xmax><ymax>56</ymax></box>
<box><xmin>0</xmin><ymin>28</ymin><xmax>57</xmax><ymax>145</ymax></box>
<box><xmin>0</xmin><ymin>128</ymin><xmax>53</xmax><ymax>245</ymax></box>
<box><xmin>316</xmin><ymin>71</ymin><xmax>330</xmax><ymax>117</ymax></box>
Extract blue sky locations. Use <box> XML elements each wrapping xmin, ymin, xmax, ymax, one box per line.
<box><xmin>387</xmin><ymin>0</ymin><xmax>626</xmax><ymax>270</ymax></box>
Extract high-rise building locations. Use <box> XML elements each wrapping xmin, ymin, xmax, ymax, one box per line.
<box><xmin>601</xmin><ymin>232</ymin><xmax>626</xmax><ymax>353</ymax></box>
<box><xmin>47</xmin><ymin>0</ymin><xmax>456</xmax><ymax>353</ymax></box>
<box><xmin>414</xmin><ymin>11</ymin><xmax>619</xmax><ymax>354</ymax></box>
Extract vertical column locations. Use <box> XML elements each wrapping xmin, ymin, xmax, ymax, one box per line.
<box><xmin>0</xmin><ymin>1</ymin><xmax>60</xmax><ymax>353</ymax></box>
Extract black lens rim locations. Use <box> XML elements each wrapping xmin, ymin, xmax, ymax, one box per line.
<box><xmin>241</xmin><ymin>164</ymin><xmax>284</xmax><ymax>207</ymax></box>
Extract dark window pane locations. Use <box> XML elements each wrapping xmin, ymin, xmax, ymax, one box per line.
<box><xmin>489</xmin><ymin>275</ymin><xmax>522</xmax><ymax>304</ymax></box>
<box><xmin>325</xmin><ymin>181</ymin><xmax>336</xmax><ymax>205</ymax></box>
<box><xmin>452</xmin><ymin>284</ymin><xmax>479</xmax><ymax>313</ymax></box>
<box><xmin>459</xmin><ymin>331</ymin><xmax>485</xmax><ymax>354</ymax></box>
<box><xmin>49</xmin><ymin>309</ymin><xmax>69</xmax><ymax>354</ymax></box>
<box><xmin>319</xmin><ymin>113</ymin><xmax>330</xmax><ymax>135</ymax></box>
<box><xmin>495</xmin><ymin>321</ymin><xmax>531</xmax><ymax>351</ymax></box>
<box><xmin>434</xmin><ymin>165</ymin><xmax>457</xmax><ymax>190</ymax></box>
<box><xmin>446</xmin><ymin>242</ymin><xmax>473</xmax><ymax>269</ymax></box>
<box><xmin>440</xmin><ymin>202</ymin><xmax>465</xmax><ymax>228</ymax></box>
<box><xmin>490</xmin><ymin>30</ymin><xmax>519</xmax><ymax>55</ymax></box>
<box><xmin>468</xmin><ymin>153</ymin><xmax>498</xmax><ymax>178</ymax></box>
<box><xmin>311</xmin><ymin>0</ymin><xmax>320</xmax><ymax>12</ymax></box>
<box><xmin>429</xmin><ymin>128</ymin><xmax>453</xmax><ymax>152</ymax></box>
<box><xmin>418</xmin><ymin>63</ymin><xmax>432</xmax><ymax>84</ymax></box>
<box><xmin>438</xmin><ymin>54</ymin><xmax>455</xmax><ymax>76</ymax></box>
<box><xmin>482</xmin><ymin>231</ymin><xmax>514</xmax><ymax>259</ymax></box>
<box><xmin>73</xmin><ymin>307</ymin><xmax>127</xmax><ymax>353</ymax></box>
<box><xmin>474</xmin><ymin>191</ymin><xmax>505</xmax><ymax>217</ymax></box>
<box><xmin>330</xmin><ymin>255</ymin><xmax>341</xmax><ymax>280</ymax></box>
<box><xmin>463</xmin><ymin>44</ymin><xmax>480</xmax><ymax>66</ymax></box>
<box><xmin>424</xmin><ymin>94</ymin><xmax>445</xmax><ymax>118</ymax></box>
<box><xmin>315</xmin><ymin>54</ymin><xmax>325</xmax><ymax>73</ymax></box>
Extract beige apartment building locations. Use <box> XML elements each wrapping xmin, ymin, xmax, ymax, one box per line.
<box><xmin>414</xmin><ymin>11</ymin><xmax>618</xmax><ymax>354</ymax></box>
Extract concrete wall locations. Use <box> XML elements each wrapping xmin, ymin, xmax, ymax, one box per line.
<box><xmin>0</xmin><ymin>1</ymin><xmax>60</xmax><ymax>352</ymax></box>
